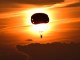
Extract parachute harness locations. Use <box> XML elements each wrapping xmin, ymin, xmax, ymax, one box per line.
<box><xmin>39</xmin><ymin>31</ymin><xmax>43</xmax><ymax>38</ymax></box>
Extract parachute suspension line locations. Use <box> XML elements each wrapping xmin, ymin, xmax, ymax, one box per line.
<box><xmin>39</xmin><ymin>31</ymin><xmax>43</xmax><ymax>39</ymax></box>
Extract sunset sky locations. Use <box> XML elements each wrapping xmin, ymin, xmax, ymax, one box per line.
<box><xmin>0</xmin><ymin>0</ymin><xmax>80</xmax><ymax>52</ymax></box>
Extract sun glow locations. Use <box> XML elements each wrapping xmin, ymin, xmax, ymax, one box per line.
<box><xmin>32</xmin><ymin>23</ymin><xmax>49</xmax><ymax>32</ymax></box>
<box><xmin>23</xmin><ymin>7</ymin><xmax>53</xmax><ymax>36</ymax></box>
<box><xmin>24</xmin><ymin>7</ymin><xmax>53</xmax><ymax>24</ymax></box>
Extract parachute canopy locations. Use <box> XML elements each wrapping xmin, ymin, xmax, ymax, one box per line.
<box><xmin>31</xmin><ymin>13</ymin><xmax>49</xmax><ymax>24</ymax></box>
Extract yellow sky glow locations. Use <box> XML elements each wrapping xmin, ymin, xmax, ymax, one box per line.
<box><xmin>23</xmin><ymin>8</ymin><xmax>54</xmax><ymax>37</ymax></box>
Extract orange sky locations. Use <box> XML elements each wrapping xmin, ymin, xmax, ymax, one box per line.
<box><xmin>0</xmin><ymin>0</ymin><xmax>80</xmax><ymax>46</ymax></box>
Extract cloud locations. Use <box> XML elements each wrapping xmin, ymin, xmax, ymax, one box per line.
<box><xmin>65</xmin><ymin>2</ymin><xmax>80</xmax><ymax>7</ymax></box>
<box><xmin>65</xmin><ymin>0</ymin><xmax>79</xmax><ymax>2</ymax></box>
<box><xmin>0</xmin><ymin>0</ymin><xmax>64</xmax><ymax>14</ymax></box>
<box><xmin>16</xmin><ymin>42</ymin><xmax>80</xmax><ymax>60</ymax></box>
<box><xmin>0</xmin><ymin>0</ymin><xmax>64</xmax><ymax>5</ymax></box>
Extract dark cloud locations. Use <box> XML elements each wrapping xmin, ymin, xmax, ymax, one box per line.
<box><xmin>65</xmin><ymin>2</ymin><xmax>80</xmax><ymax>7</ymax></box>
<box><xmin>0</xmin><ymin>0</ymin><xmax>64</xmax><ymax>13</ymax></box>
<box><xmin>16</xmin><ymin>42</ymin><xmax>80</xmax><ymax>60</ymax></box>
<box><xmin>0</xmin><ymin>0</ymin><xmax>64</xmax><ymax>5</ymax></box>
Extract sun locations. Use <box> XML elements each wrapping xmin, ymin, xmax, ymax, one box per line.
<box><xmin>32</xmin><ymin>24</ymin><xmax>48</xmax><ymax>31</ymax></box>
<box><xmin>23</xmin><ymin>7</ymin><xmax>54</xmax><ymax>37</ymax></box>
